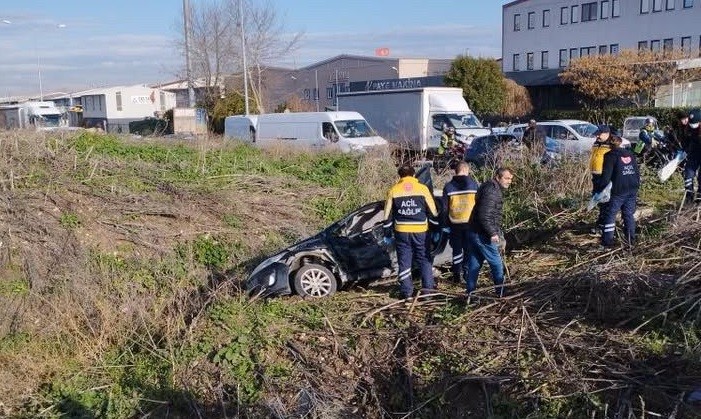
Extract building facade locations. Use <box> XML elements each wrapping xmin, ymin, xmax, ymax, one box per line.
<box><xmin>51</xmin><ymin>85</ymin><xmax>176</xmax><ymax>133</ymax></box>
<box><xmin>224</xmin><ymin>55</ymin><xmax>455</xmax><ymax>113</ymax></box>
<box><xmin>502</xmin><ymin>0</ymin><xmax>701</xmax><ymax>109</ymax></box>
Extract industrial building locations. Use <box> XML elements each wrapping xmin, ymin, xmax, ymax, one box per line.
<box><xmin>502</xmin><ymin>0</ymin><xmax>701</xmax><ymax>109</ymax></box>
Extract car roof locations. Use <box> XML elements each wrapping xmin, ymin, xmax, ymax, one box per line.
<box><xmin>539</xmin><ymin>120</ymin><xmax>591</xmax><ymax>125</ymax></box>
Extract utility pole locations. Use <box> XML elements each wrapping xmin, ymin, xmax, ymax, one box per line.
<box><xmin>183</xmin><ymin>0</ymin><xmax>195</xmax><ymax>107</ymax></box>
<box><xmin>239</xmin><ymin>0</ymin><xmax>249</xmax><ymax>115</ymax></box>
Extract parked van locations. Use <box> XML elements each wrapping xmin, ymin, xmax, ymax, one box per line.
<box><xmin>225</xmin><ymin>111</ymin><xmax>387</xmax><ymax>153</ymax></box>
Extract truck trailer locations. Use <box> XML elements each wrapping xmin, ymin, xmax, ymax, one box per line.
<box><xmin>0</xmin><ymin>101</ymin><xmax>65</xmax><ymax>130</ymax></box>
<box><xmin>338</xmin><ymin>85</ymin><xmax>490</xmax><ymax>152</ymax></box>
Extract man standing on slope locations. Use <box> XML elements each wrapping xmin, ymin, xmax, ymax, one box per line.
<box><xmin>383</xmin><ymin>165</ymin><xmax>439</xmax><ymax>299</ymax></box>
<box><xmin>442</xmin><ymin>161</ymin><xmax>479</xmax><ymax>284</ymax></box>
<box><xmin>465</xmin><ymin>167</ymin><xmax>514</xmax><ymax>297</ymax></box>
<box><xmin>589</xmin><ymin>125</ymin><xmax>613</xmax><ymax>235</ymax></box>
<box><xmin>684</xmin><ymin>109</ymin><xmax>701</xmax><ymax>204</ymax></box>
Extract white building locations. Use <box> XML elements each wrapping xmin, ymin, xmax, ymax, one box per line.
<box><xmin>51</xmin><ymin>85</ymin><xmax>176</xmax><ymax>133</ymax></box>
<box><xmin>502</xmin><ymin>0</ymin><xmax>700</xmax><ymax>108</ymax></box>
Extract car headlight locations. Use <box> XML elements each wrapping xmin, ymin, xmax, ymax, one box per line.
<box><xmin>249</xmin><ymin>252</ymin><xmax>285</xmax><ymax>279</ymax></box>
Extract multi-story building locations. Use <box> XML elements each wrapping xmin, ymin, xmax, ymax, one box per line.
<box><xmin>502</xmin><ymin>0</ymin><xmax>701</xmax><ymax>109</ymax></box>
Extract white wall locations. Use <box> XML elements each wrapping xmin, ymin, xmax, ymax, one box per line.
<box><xmin>80</xmin><ymin>86</ymin><xmax>176</xmax><ymax>119</ymax></box>
<box><xmin>503</xmin><ymin>0</ymin><xmax>700</xmax><ymax>73</ymax></box>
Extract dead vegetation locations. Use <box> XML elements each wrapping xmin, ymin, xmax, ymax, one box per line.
<box><xmin>0</xmin><ymin>130</ymin><xmax>699</xmax><ymax>418</ymax></box>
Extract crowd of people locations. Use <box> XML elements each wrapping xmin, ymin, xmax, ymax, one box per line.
<box><xmin>380</xmin><ymin>108</ymin><xmax>701</xmax><ymax>300</ymax></box>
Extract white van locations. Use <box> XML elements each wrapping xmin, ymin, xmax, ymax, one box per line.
<box><xmin>224</xmin><ymin>115</ymin><xmax>258</xmax><ymax>142</ymax></box>
<box><xmin>224</xmin><ymin>111</ymin><xmax>388</xmax><ymax>153</ymax></box>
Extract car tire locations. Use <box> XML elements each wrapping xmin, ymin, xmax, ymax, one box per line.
<box><xmin>293</xmin><ymin>263</ymin><xmax>337</xmax><ymax>298</ymax></box>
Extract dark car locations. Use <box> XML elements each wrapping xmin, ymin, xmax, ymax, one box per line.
<box><xmin>246</xmin><ymin>166</ymin><xmax>452</xmax><ymax>298</ymax></box>
<box><xmin>465</xmin><ymin>133</ymin><xmax>562</xmax><ymax>167</ymax></box>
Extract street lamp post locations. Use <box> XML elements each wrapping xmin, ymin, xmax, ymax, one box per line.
<box><xmin>35</xmin><ymin>23</ymin><xmax>66</xmax><ymax>101</ymax></box>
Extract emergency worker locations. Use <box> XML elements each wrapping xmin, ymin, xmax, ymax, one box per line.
<box><xmin>442</xmin><ymin>161</ymin><xmax>479</xmax><ymax>284</ymax></box>
<box><xmin>383</xmin><ymin>165</ymin><xmax>439</xmax><ymax>299</ymax></box>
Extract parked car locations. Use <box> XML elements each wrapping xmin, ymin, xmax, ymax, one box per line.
<box><xmin>246</xmin><ymin>165</ymin><xmax>452</xmax><ymax>298</ymax></box>
<box><xmin>507</xmin><ymin>120</ymin><xmax>630</xmax><ymax>154</ymax></box>
<box><xmin>622</xmin><ymin>116</ymin><xmax>660</xmax><ymax>145</ymax></box>
<box><xmin>465</xmin><ymin>133</ymin><xmax>562</xmax><ymax>167</ymax></box>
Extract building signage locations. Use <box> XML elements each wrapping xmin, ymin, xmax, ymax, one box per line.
<box><xmin>348</xmin><ymin>76</ymin><xmax>444</xmax><ymax>93</ymax></box>
<box><xmin>131</xmin><ymin>95</ymin><xmax>152</xmax><ymax>105</ymax></box>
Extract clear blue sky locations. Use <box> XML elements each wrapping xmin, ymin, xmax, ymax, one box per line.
<box><xmin>0</xmin><ymin>0</ymin><xmax>509</xmax><ymax>97</ymax></box>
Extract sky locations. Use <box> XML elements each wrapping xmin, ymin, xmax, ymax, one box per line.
<box><xmin>0</xmin><ymin>0</ymin><xmax>510</xmax><ymax>98</ymax></box>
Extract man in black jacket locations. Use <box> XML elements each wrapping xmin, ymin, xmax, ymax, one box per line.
<box><xmin>521</xmin><ymin>119</ymin><xmax>546</xmax><ymax>152</ymax></box>
<box><xmin>594</xmin><ymin>136</ymin><xmax>641</xmax><ymax>248</ymax></box>
<box><xmin>465</xmin><ymin>167</ymin><xmax>514</xmax><ymax>297</ymax></box>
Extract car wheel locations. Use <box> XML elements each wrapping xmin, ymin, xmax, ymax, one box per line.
<box><xmin>293</xmin><ymin>263</ymin><xmax>337</xmax><ymax>298</ymax></box>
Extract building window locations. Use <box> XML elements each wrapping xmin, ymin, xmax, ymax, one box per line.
<box><xmin>571</xmin><ymin>5</ymin><xmax>580</xmax><ymax>22</ymax></box>
<box><xmin>599</xmin><ymin>45</ymin><xmax>608</xmax><ymax>55</ymax></box>
<box><xmin>683</xmin><ymin>0</ymin><xmax>693</xmax><ymax>7</ymax></box>
<box><xmin>612</xmin><ymin>0</ymin><xmax>621</xmax><ymax>16</ymax></box>
<box><xmin>159</xmin><ymin>91</ymin><xmax>166</xmax><ymax>111</ymax></box>
<box><xmin>541</xmin><ymin>51</ymin><xmax>549</xmax><ymax>69</ymax></box>
<box><xmin>638</xmin><ymin>40</ymin><xmax>649</xmax><ymax>50</ymax></box>
<box><xmin>666</xmin><ymin>0</ymin><xmax>675</xmax><ymax>9</ymax></box>
<box><xmin>560</xmin><ymin>6</ymin><xmax>569</xmax><ymax>24</ymax></box>
<box><xmin>651</xmin><ymin>39</ymin><xmax>661</xmax><ymax>52</ymax></box>
<box><xmin>582</xmin><ymin>2</ymin><xmax>598</xmax><ymax>21</ymax></box>
<box><xmin>543</xmin><ymin>9</ymin><xmax>550</xmax><ymax>27</ymax></box>
<box><xmin>570</xmin><ymin>48</ymin><xmax>579</xmax><ymax>60</ymax></box>
<box><xmin>601</xmin><ymin>0</ymin><xmax>610</xmax><ymax>18</ymax></box>
<box><xmin>116</xmin><ymin>91</ymin><xmax>122</xmax><ymax>111</ymax></box>
<box><xmin>580</xmin><ymin>46</ymin><xmax>596</xmax><ymax>57</ymax></box>
<box><xmin>682</xmin><ymin>36</ymin><xmax>691</xmax><ymax>56</ymax></box>
<box><xmin>559</xmin><ymin>49</ymin><xmax>568</xmax><ymax>67</ymax></box>
<box><xmin>312</xmin><ymin>88</ymin><xmax>318</xmax><ymax>100</ymax></box>
<box><xmin>640</xmin><ymin>0</ymin><xmax>650</xmax><ymax>12</ymax></box>
<box><xmin>663</xmin><ymin>38</ymin><xmax>673</xmax><ymax>52</ymax></box>
<box><xmin>653</xmin><ymin>0</ymin><xmax>664</xmax><ymax>11</ymax></box>
<box><xmin>326</xmin><ymin>87</ymin><xmax>333</xmax><ymax>100</ymax></box>
<box><xmin>513</xmin><ymin>53</ymin><xmax>521</xmax><ymax>71</ymax></box>
<box><xmin>527</xmin><ymin>52</ymin><xmax>534</xmax><ymax>70</ymax></box>
<box><xmin>527</xmin><ymin>12</ymin><xmax>535</xmax><ymax>29</ymax></box>
<box><xmin>303</xmin><ymin>89</ymin><xmax>310</xmax><ymax>100</ymax></box>
<box><xmin>514</xmin><ymin>14</ymin><xmax>521</xmax><ymax>31</ymax></box>
<box><xmin>610</xmin><ymin>44</ymin><xmax>619</xmax><ymax>54</ymax></box>
<box><xmin>98</xmin><ymin>96</ymin><xmax>102</xmax><ymax>111</ymax></box>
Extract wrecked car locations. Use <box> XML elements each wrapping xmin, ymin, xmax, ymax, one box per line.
<box><xmin>246</xmin><ymin>166</ymin><xmax>452</xmax><ymax>298</ymax></box>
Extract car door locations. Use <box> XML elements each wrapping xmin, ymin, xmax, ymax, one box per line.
<box><xmin>328</xmin><ymin>204</ymin><xmax>395</xmax><ymax>277</ymax></box>
<box><xmin>550</xmin><ymin>125</ymin><xmax>579</xmax><ymax>153</ymax></box>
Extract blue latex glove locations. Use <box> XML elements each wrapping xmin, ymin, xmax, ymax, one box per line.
<box><xmin>431</xmin><ymin>232</ymin><xmax>441</xmax><ymax>242</ymax></box>
<box><xmin>382</xmin><ymin>236</ymin><xmax>394</xmax><ymax>246</ymax></box>
<box><xmin>441</xmin><ymin>227</ymin><xmax>451</xmax><ymax>234</ymax></box>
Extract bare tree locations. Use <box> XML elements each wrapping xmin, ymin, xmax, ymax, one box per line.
<box><xmin>560</xmin><ymin>48</ymin><xmax>701</xmax><ymax>108</ymax></box>
<box><xmin>231</xmin><ymin>0</ymin><xmax>302</xmax><ymax>113</ymax></box>
<box><xmin>174</xmin><ymin>0</ymin><xmax>302</xmax><ymax>113</ymax></box>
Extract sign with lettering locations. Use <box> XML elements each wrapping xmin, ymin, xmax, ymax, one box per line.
<box><xmin>347</xmin><ymin>76</ymin><xmax>444</xmax><ymax>93</ymax></box>
<box><xmin>131</xmin><ymin>95</ymin><xmax>152</xmax><ymax>105</ymax></box>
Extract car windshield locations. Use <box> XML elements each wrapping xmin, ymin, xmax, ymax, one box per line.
<box><xmin>334</xmin><ymin>119</ymin><xmax>376</xmax><ymax>138</ymax></box>
<box><xmin>569</xmin><ymin>123</ymin><xmax>598</xmax><ymax>137</ymax></box>
<box><xmin>624</xmin><ymin>118</ymin><xmax>654</xmax><ymax>131</ymax></box>
<box><xmin>438</xmin><ymin>113</ymin><xmax>483</xmax><ymax>129</ymax></box>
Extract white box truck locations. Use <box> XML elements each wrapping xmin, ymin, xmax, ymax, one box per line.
<box><xmin>224</xmin><ymin>111</ymin><xmax>387</xmax><ymax>153</ymax></box>
<box><xmin>338</xmin><ymin>86</ymin><xmax>490</xmax><ymax>152</ymax></box>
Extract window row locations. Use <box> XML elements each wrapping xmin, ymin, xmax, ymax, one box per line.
<box><xmin>638</xmin><ymin>35</ymin><xmax>701</xmax><ymax>56</ymax></box>
<box><xmin>511</xmin><ymin>44</ymin><xmax>619</xmax><ymax>71</ymax></box>
<box><xmin>640</xmin><ymin>0</ymin><xmax>693</xmax><ymax>13</ymax></box>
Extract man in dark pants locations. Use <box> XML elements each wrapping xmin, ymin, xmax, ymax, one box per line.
<box><xmin>589</xmin><ymin>125</ymin><xmax>613</xmax><ymax>235</ymax></box>
<box><xmin>595</xmin><ymin>136</ymin><xmax>640</xmax><ymax>248</ymax></box>
<box><xmin>383</xmin><ymin>165</ymin><xmax>439</xmax><ymax>299</ymax></box>
<box><xmin>521</xmin><ymin>119</ymin><xmax>546</xmax><ymax>152</ymax></box>
<box><xmin>442</xmin><ymin>161</ymin><xmax>479</xmax><ymax>284</ymax></box>
<box><xmin>684</xmin><ymin>109</ymin><xmax>701</xmax><ymax>204</ymax></box>
<box><xmin>465</xmin><ymin>167</ymin><xmax>514</xmax><ymax>297</ymax></box>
